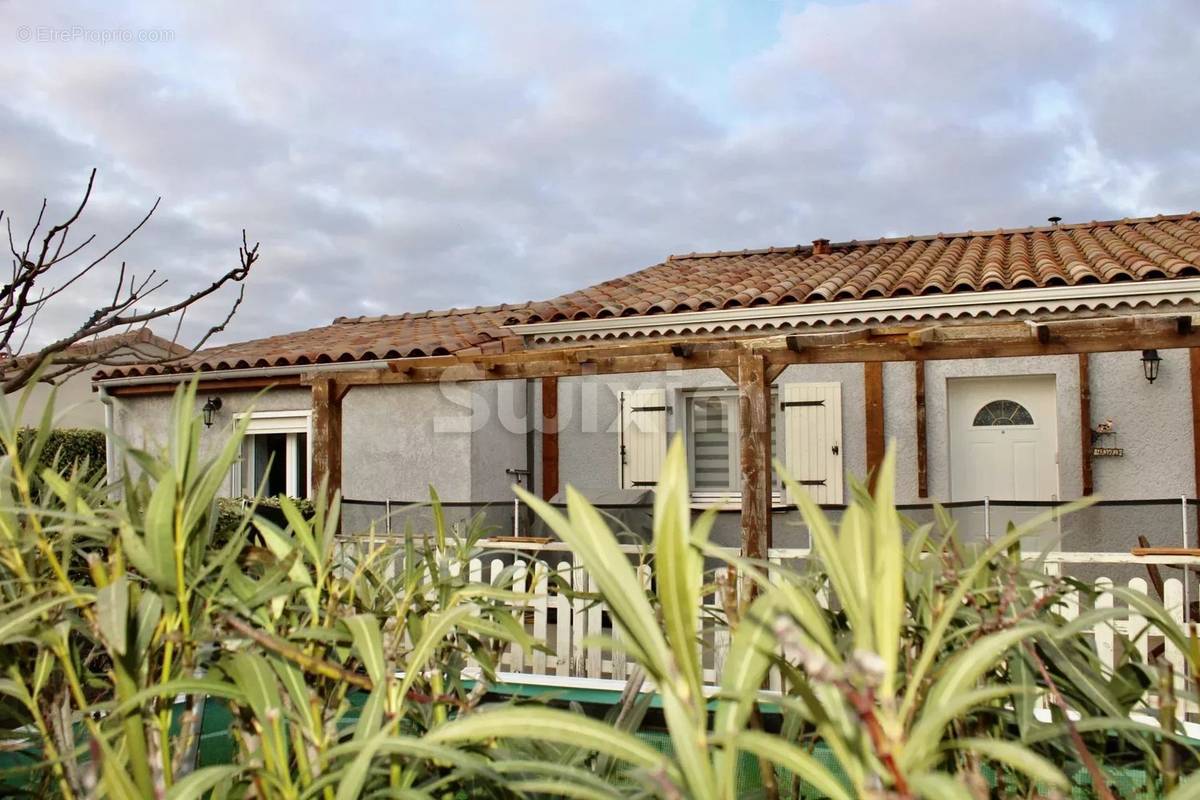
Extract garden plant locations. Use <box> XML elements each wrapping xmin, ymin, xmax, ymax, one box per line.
<box><xmin>0</xmin><ymin>382</ymin><xmax>1197</xmax><ymax>799</ymax></box>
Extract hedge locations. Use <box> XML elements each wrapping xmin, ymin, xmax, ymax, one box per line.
<box><xmin>6</xmin><ymin>428</ymin><xmax>108</xmax><ymax>479</ymax></box>
<box><xmin>215</xmin><ymin>495</ymin><xmax>317</xmax><ymax>536</ymax></box>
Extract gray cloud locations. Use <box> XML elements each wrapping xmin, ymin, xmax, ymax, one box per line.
<box><xmin>0</xmin><ymin>0</ymin><xmax>1197</xmax><ymax>353</ymax></box>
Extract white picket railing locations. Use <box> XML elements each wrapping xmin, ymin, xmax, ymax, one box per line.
<box><xmin>337</xmin><ymin>537</ymin><xmax>1199</xmax><ymax>722</ymax></box>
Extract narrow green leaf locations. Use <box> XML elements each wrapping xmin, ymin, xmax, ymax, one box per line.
<box><xmin>734</xmin><ymin>730</ymin><xmax>853</xmax><ymax>800</ymax></box>
<box><xmin>947</xmin><ymin>737</ymin><xmax>1069</xmax><ymax>790</ymax></box>
<box><xmin>165</xmin><ymin>765</ymin><xmax>242</xmax><ymax>800</ymax></box>
<box><xmin>133</xmin><ymin>590</ymin><xmax>163</xmax><ymax>661</ymax></box>
<box><xmin>344</xmin><ymin>614</ymin><xmax>386</xmax><ymax>686</ymax></box>
<box><xmin>426</xmin><ymin>706</ymin><xmax>672</xmax><ymax>773</ymax></box>
<box><xmin>907</xmin><ymin>772</ymin><xmax>974</xmax><ymax>800</ymax></box>
<box><xmin>396</xmin><ymin>604</ymin><xmax>475</xmax><ymax>702</ymax></box>
<box><xmin>97</xmin><ymin>576</ymin><xmax>130</xmax><ymax>657</ymax></box>
<box><xmin>0</xmin><ymin>596</ymin><xmax>79</xmax><ymax>645</ymax></box>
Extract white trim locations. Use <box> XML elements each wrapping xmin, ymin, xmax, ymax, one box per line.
<box><xmin>235</xmin><ymin>409</ymin><xmax>312</xmax><ymax>434</ymax></box>
<box><xmin>510</xmin><ymin>278</ymin><xmax>1200</xmax><ymax>343</ymax></box>
<box><xmin>234</xmin><ymin>410</ymin><xmax>314</xmax><ymax>498</ymax></box>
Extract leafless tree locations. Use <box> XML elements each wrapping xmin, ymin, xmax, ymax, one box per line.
<box><xmin>0</xmin><ymin>169</ymin><xmax>258</xmax><ymax>393</ymax></box>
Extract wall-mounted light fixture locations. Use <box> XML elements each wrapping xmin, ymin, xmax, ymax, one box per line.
<box><xmin>1141</xmin><ymin>349</ymin><xmax>1162</xmax><ymax>384</ymax></box>
<box><xmin>202</xmin><ymin>397</ymin><xmax>223</xmax><ymax>427</ymax></box>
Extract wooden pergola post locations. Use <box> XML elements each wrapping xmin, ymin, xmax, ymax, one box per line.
<box><xmin>737</xmin><ymin>350</ymin><xmax>773</xmax><ymax>560</ymax></box>
<box><xmin>311</xmin><ymin>377</ymin><xmax>344</xmax><ymax>508</ymax></box>
<box><xmin>541</xmin><ymin>377</ymin><xmax>559</xmax><ymax>500</ymax></box>
<box><xmin>864</xmin><ymin>361</ymin><xmax>884</xmax><ymax>491</ymax></box>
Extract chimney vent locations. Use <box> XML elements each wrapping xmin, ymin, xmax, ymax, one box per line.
<box><xmin>1048</xmin><ymin>216</ymin><xmax>1062</xmax><ymax>227</ymax></box>
<box><xmin>812</xmin><ymin>238</ymin><xmax>831</xmax><ymax>255</ymax></box>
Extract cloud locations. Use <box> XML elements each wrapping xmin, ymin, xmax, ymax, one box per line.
<box><xmin>0</xmin><ymin>0</ymin><xmax>1196</xmax><ymax>353</ymax></box>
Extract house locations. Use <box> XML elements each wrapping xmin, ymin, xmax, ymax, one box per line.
<box><xmin>4</xmin><ymin>328</ymin><xmax>186</xmax><ymax>429</ymax></box>
<box><xmin>94</xmin><ymin>214</ymin><xmax>1200</xmax><ymax>554</ymax></box>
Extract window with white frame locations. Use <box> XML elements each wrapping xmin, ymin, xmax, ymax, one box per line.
<box><xmin>233</xmin><ymin>411</ymin><xmax>312</xmax><ymax>499</ymax></box>
<box><xmin>683</xmin><ymin>389</ymin><xmax>782</xmax><ymax>496</ymax></box>
<box><xmin>619</xmin><ymin>383</ymin><xmax>844</xmax><ymax>505</ymax></box>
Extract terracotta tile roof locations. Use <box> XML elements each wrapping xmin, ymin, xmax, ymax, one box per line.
<box><xmin>96</xmin><ymin>213</ymin><xmax>1200</xmax><ymax>380</ymax></box>
<box><xmin>514</xmin><ymin>213</ymin><xmax>1200</xmax><ymax>324</ymax></box>
<box><xmin>96</xmin><ymin>304</ymin><xmax>533</xmax><ymax>378</ymax></box>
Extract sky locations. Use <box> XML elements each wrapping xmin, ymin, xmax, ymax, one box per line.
<box><xmin>0</xmin><ymin>0</ymin><xmax>1197</xmax><ymax>350</ymax></box>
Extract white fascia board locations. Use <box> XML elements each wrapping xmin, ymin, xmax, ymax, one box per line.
<box><xmin>509</xmin><ymin>278</ymin><xmax>1200</xmax><ymax>343</ymax></box>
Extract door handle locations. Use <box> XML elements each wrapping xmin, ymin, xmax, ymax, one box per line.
<box><xmin>832</xmin><ymin>444</ymin><xmax>839</xmax><ymax>455</ymax></box>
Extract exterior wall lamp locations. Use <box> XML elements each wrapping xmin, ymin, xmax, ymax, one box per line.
<box><xmin>202</xmin><ymin>397</ymin><xmax>223</xmax><ymax>427</ymax></box>
<box><xmin>1141</xmin><ymin>349</ymin><xmax>1162</xmax><ymax>384</ymax></box>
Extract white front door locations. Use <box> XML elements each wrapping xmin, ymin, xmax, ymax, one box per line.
<box><xmin>948</xmin><ymin>376</ymin><xmax>1059</xmax><ymax>501</ymax></box>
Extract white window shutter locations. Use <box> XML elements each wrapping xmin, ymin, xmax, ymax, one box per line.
<box><xmin>620</xmin><ymin>388</ymin><xmax>668</xmax><ymax>489</ymax></box>
<box><xmin>782</xmin><ymin>382</ymin><xmax>843</xmax><ymax>504</ymax></box>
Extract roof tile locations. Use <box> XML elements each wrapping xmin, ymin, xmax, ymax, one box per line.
<box><xmin>97</xmin><ymin>213</ymin><xmax>1200</xmax><ymax>379</ymax></box>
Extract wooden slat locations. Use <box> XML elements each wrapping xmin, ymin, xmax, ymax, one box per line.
<box><xmin>915</xmin><ymin>360</ymin><xmax>928</xmax><ymax>498</ymax></box>
<box><xmin>1079</xmin><ymin>353</ymin><xmax>1094</xmax><ymax>496</ymax></box>
<box><xmin>310</xmin><ymin>377</ymin><xmax>343</xmax><ymax>508</ymax></box>
<box><xmin>864</xmin><ymin>361</ymin><xmax>884</xmax><ymax>491</ymax></box>
<box><xmin>541</xmin><ymin>377</ymin><xmax>559</xmax><ymax>500</ymax></box>
<box><xmin>737</xmin><ymin>351</ymin><xmax>772</xmax><ymax>559</ymax></box>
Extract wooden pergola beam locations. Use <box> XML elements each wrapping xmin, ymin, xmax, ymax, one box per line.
<box><xmin>306</xmin><ymin>312</ymin><xmax>1200</xmax><ymax>388</ymax></box>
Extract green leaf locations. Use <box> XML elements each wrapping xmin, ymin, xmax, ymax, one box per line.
<box><xmin>426</xmin><ymin>706</ymin><xmax>672</xmax><ymax>774</ymax></box>
<box><xmin>344</xmin><ymin>614</ymin><xmax>386</xmax><ymax>685</ymax></box>
<box><xmin>165</xmin><ymin>765</ymin><xmax>242</xmax><ymax>800</ymax></box>
<box><xmin>905</xmin><ymin>685</ymin><xmax>1024</xmax><ymax>771</ymax></box>
<box><xmin>327</xmin><ymin>731</ymin><xmax>496</xmax><ymax>800</ymax></box>
<box><xmin>133</xmin><ymin>590</ymin><xmax>163</xmax><ymax>661</ymax></box>
<box><xmin>515</xmin><ymin>483</ymin><xmax>672</xmax><ymax>682</ymax></box>
<box><xmin>653</xmin><ymin>436</ymin><xmax>704</xmax><ymax>696</ymax></box>
<box><xmin>97</xmin><ymin>576</ymin><xmax>130</xmax><ymax>656</ymax></box>
<box><xmin>396</xmin><ymin>604</ymin><xmax>474</xmax><ymax>703</ymax></box>
<box><xmin>734</xmin><ymin>730</ymin><xmax>853</xmax><ymax>800</ymax></box>
<box><xmin>494</xmin><ymin>759</ymin><xmax>628</xmax><ymax>800</ymax></box>
<box><xmin>870</xmin><ymin>446</ymin><xmax>904</xmax><ymax>698</ymax></box>
<box><xmin>352</xmin><ymin>686</ymin><xmax>386</xmax><ymax>741</ymax></box>
<box><xmin>119</xmin><ymin>520</ymin><xmax>173</xmax><ymax>590</ymax></box>
<box><xmin>947</xmin><ymin>738</ymin><xmax>1068</xmax><ymax>790</ymax></box>
<box><xmin>925</xmin><ymin>625</ymin><xmax>1044</xmax><ymax>712</ymax></box>
<box><xmin>1168</xmin><ymin>768</ymin><xmax>1200</xmax><ymax>800</ymax></box>
<box><xmin>143</xmin><ymin>474</ymin><xmax>180</xmax><ymax>590</ymax></box>
<box><xmin>0</xmin><ymin>595</ymin><xmax>77</xmax><ymax>646</ymax></box>
<box><xmin>907</xmin><ymin>772</ymin><xmax>974</xmax><ymax>800</ymax></box>
<box><xmin>712</xmin><ymin>592</ymin><xmax>776</xmax><ymax>796</ymax></box>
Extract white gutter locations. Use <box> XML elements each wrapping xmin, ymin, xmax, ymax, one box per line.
<box><xmin>92</xmin><ymin>358</ymin><xmax>402</xmax><ymax>389</ymax></box>
<box><xmin>98</xmin><ymin>385</ymin><xmax>118</xmax><ymax>487</ymax></box>
<box><xmin>509</xmin><ymin>277</ymin><xmax>1200</xmax><ymax>342</ymax></box>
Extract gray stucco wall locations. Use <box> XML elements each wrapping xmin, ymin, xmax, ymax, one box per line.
<box><xmin>105</xmin><ymin>345</ymin><xmax>1198</xmax><ymax>549</ymax></box>
<box><xmin>921</xmin><ymin>354</ymin><xmax>1080</xmax><ymax>501</ymax></box>
<box><xmin>1089</xmin><ymin>348</ymin><xmax>1194</xmax><ymax>500</ymax></box>
<box><xmin>111</xmin><ymin>386</ymin><xmax>312</xmax><ymax>497</ymax></box>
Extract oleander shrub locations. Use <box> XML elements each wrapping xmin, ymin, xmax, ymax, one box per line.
<box><xmin>1</xmin><ymin>379</ymin><xmax>1198</xmax><ymax>799</ymax></box>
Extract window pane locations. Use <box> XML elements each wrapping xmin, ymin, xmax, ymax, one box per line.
<box><xmin>691</xmin><ymin>396</ymin><xmax>733</xmax><ymax>490</ymax></box>
<box><xmin>250</xmin><ymin>433</ymin><xmax>288</xmax><ymax>497</ymax></box>
<box><xmin>972</xmin><ymin>399</ymin><xmax>1034</xmax><ymax>427</ymax></box>
<box><xmin>294</xmin><ymin>433</ymin><xmax>308</xmax><ymax>498</ymax></box>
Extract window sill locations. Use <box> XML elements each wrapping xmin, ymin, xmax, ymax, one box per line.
<box><xmin>689</xmin><ymin>493</ymin><xmax>786</xmax><ymax>512</ymax></box>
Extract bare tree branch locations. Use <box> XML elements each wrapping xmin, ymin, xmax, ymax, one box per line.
<box><xmin>0</xmin><ymin>171</ymin><xmax>258</xmax><ymax>394</ymax></box>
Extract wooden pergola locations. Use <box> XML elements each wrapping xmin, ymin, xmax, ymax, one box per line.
<box><xmin>285</xmin><ymin>310</ymin><xmax>1200</xmax><ymax>557</ymax></box>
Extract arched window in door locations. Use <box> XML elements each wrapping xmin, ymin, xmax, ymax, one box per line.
<box><xmin>972</xmin><ymin>399</ymin><xmax>1034</xmax><ymax>427</ymax></box>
